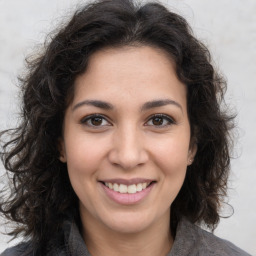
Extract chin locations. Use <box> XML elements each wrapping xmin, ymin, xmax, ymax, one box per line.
<box><xmin>109</xmin><ymin>221</ymin><xmax>149</xmax><ymax>234</ymax></box>
<box><xmin>102</xmin><ymin>211</ymin><xmax>158</xmax><ymax>234</ymax></box>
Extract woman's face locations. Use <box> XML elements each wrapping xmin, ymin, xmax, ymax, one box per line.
<box><xmin>60</xmin><ymin>46</ymin><xmax>196</xmax><ymax>235</ymax></box>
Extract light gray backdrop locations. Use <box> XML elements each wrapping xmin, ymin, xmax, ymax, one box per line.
<box><xmin>0</xmin><ymin>0</ymin><xmax>255</xmax><ymax>255</ymax></box>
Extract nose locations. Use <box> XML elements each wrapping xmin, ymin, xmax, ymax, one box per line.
<box><xmin>108</xmin><ymin>125</ymin><xmax>149</xmax><ymax>170</ymax></box>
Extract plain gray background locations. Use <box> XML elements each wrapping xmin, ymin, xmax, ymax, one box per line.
<box><xmin>0</xmin><ymin>0</ymin><xmax>255</xmax><ymax>255</ymax></box>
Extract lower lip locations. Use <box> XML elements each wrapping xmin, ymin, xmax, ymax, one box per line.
<box><xmin>100</xmin><ymin>183</ymin><xmax>155</xmax><ymax>205</ymax></box>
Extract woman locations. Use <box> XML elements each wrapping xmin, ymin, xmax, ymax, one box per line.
<box><xmin>0</xmin><ymin>0</ymin><xmax>251</xmax><ymax>255</ymax></box>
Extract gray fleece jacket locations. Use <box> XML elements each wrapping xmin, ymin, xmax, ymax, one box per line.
<box><xmin>1</xmin><ymin>217</ymin><xmax>251</xmax><ymax>256</ymax></box>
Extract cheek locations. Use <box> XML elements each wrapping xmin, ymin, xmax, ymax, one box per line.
<box><xmin>64</xmin><ymin>137</ymin><xmax>102</xmax><ymax>202</ymax></box>
<box><xmin>153</xmin><ymin>138</ymin><xmax>189</xmax><ymax>204</ymax></box>
<box><xmin>152</xmin><ymin>135</ymin><xmax>190</xmax><ymax>172</ymax></box>
<box><xmin>64</xmin><ymin>135</ymin><xmax>110</xmax><ymax>176</ymax></box>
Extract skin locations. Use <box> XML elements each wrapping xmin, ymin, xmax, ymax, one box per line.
<box><xmin>60</xmin><ymin>46</ymin><xmax>197</xmax><ymax>256</ymax></box>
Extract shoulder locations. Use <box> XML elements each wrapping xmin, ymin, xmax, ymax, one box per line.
<box><xmin>0</xmin><ymin>242</ymin><xmax>67</xmax><ymax>256</ymax></box>
<box><xmin>197</xmin><ymin>226</ymin><xmax>251</xmax><ymax>256</ymax></box>
<box><xmin>0</xmin><ymin>214</ymin><xmax>75</xmax><ymax>256</ymax></box>
<box><xmin>170</xmin><ymin>218</ymin><xmax>252</xmax><ymax>256</ymax></box>
<box><xmin>0</xmin><ymin>242</ymin><xmax>34</xmax><ymax>256</ymax></box>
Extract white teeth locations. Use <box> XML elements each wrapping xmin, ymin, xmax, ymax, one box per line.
<box><xmin>104</xmin><ymin>182</ymin><xmax>152</xmax><ymax>193</ymax></box>
<box><xmin>127</xmin><ymin>184</ymin><xmax>137</xmax><ymax>194</ymax></box>
<box><xmin>113</xmin><ymin>183</ymin><xmax>119</xmax><ymax>192</ymax></box>
<box><xmin>119</xmin><ymin>184</ymin><xmax>128</xmax><ymax>193</ymax></box>
<box><xmin>136</xmin><ymin>183</ymin><xmax>142</xmax><ymax>192</ymax></box>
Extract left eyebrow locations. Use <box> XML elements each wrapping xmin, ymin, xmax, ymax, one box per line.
<box><xmin>141</xmin><ymin>99</ymin><xmax>183</xmax><ymax>112</ymax></box>
<box><xmin>72</xmin><ymin>100</ymin><xmax>114</xmax><ymax>112</ymax></box>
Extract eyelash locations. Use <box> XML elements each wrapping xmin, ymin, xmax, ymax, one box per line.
<box><xmin>80</xmin><ymin>114</ymin><xmax>175</xmax><ymax>128</ymax></box>
<box><xmin>80</xmin><ymin>114</ymin><xmax>111</xmax><ymax>127</ymax></box>
<box><xmin>145</xmin><ymin>114</ymin><xmax>176</xmax><ymax>127</ymax></box>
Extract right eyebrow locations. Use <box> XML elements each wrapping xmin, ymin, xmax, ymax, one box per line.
<box><xmin>141</xmin><ymin>99</ymin><xmax>183</xmax><ymax>112</ymax></box>
<box><xmin>72</xmin><ymin>100</ymin><xmax>114</xmax><ymax>111</ymax></box>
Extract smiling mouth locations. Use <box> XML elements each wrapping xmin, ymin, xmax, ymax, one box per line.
<box><xmin>101</xmin><ymin>181</ymin><xmax>155</xmax><ymax>194</ymax></box>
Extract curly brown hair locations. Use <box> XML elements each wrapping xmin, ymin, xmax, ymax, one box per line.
<box><xmin>0</xmin><ymin>0</ymin><xmax>234</xmax><ymax>250</ymax></box>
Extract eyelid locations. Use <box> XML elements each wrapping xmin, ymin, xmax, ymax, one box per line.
<box><xmin>145</xmin><ymin>114</ymin><xmax>176</xmax><ymax>127</ymax></box>
<box><xmin>80</xmin><ymin>113</ymin><xmax>175</xmax><ymax>128</ymax></box>
<box><xmin>80</xmin><ymin>114</ymin><xmax>112</xmax><ymax>127</ymax></box>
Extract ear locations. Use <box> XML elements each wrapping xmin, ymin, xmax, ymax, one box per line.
<box><xmin>187</xmin><ymin>138</ymin><xmax>197</xmax><ymax>166</ymax></box>
<box><xmin>58</xmin><ymin>138</ymin><xmax>67</xmax><ymax>163</ymax></box>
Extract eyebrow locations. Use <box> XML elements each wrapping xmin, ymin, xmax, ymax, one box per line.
<box><xmin>141</xmin><ymin>99</ymin><xmax>183</xmax><ymax>112</ymax></box>
<box><xmin>72</xmin><ymin>99</ymin><xmax>182</xmax><ymax>112</ymax></box>
<box><xmin>72</xmin><ymin>100</ymin><xmax>114</xmax><ymax>111</ymax></box>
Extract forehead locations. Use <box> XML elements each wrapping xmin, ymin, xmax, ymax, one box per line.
<box><xmin>85</xmin><ymin>45</ymin><xmax>177</xmax><ymax>79</ymax></box>
<box><xmin>71</xmin><ymin>45</ymin><xmax>187</xmax><ymax>110</ymax></box>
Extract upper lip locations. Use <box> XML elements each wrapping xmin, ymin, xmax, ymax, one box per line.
<box><xmin>99</xmin><ymin>178</ymin><xmax>155</xmax><ymax>185</ymax></box>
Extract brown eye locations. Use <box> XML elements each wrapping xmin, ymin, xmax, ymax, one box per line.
<box><xmin>91</xmin><ymin>117</ymin><xmax>103</xmax><ymax>126</ymax></box>
<box><xmin>81</xmin><ymin>114</ymin><xmax>111</xmax><ymax>127</ymax></box>
<box><xmin>152</xmin><ymin>117</ymin><xmax>163</xmax><ymax>126</ymax></box>
<box><xmin>146</xmin><ymin>114</ymin><xmax>175</xmax><ymax>127</ymax></box>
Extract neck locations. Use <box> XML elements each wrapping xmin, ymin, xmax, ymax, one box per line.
<box><xmin>80</xmin><ymin>210</ymin><xmax>173</xmax><ymax>256</ymax></box>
